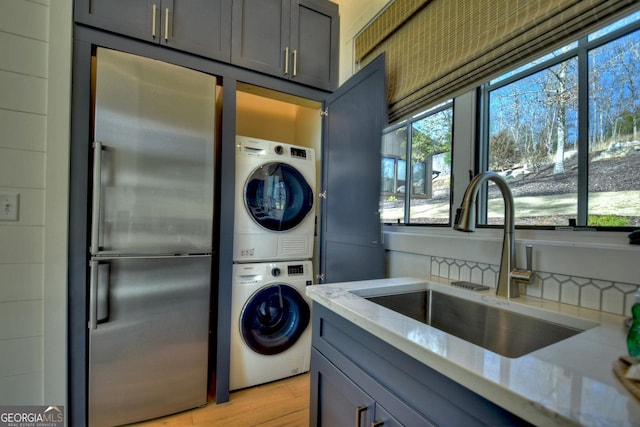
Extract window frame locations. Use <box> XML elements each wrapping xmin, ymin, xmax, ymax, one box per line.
<box><xmin>478</xmin><ymin>15</ymin><xmax>640</xmax><ymax>231</ymax></box>
<box><xmin>381</xmin><ymin>100</ymin><xmax>454</xmax><ymax>226</ymax></box>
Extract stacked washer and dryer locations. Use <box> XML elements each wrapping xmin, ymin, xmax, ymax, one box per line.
<box><xmin>230</xmin><ymin>135</ymin><xmax>316</xmax><ymax>391</ymax></box>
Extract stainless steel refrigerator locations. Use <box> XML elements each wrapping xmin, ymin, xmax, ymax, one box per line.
<box><xmin>88</xmin><ymin>47</ymin><xmax>217</xmax><ymax>427</ymax></box>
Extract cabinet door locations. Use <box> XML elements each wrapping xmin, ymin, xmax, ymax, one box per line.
<box><xmin>74</xmin><ymin>0</ymin><xmax>159</xmax><ymax>43</ymax></box>
<box><xmin>290</xmin><ymin>0</ymin><xmax>339</xmax><ymax>91</ymax></box>
<box><xmin>231</xmin><ymin>0</ymin><xmax>290</xmax><ymax>77</ymax></box>
<box><xmin>165</xmin><ymin>0</ymin><xmax>232</xmax><ymax>61</ymax></box>
<box><xmin>320</xmin><ymin>54</ymin><xmax>387</xmax><ymax>283</ymax></box>
<box><xmin>310</xmin><ymin>349</ymin><xmax>374</xmax><ymax>427</ymax></box>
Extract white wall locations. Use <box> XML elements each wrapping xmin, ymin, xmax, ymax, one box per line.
<box><xmin>44</xmin><ymin>0</ymin><xmax>71</xmax><ymax>408</ymax></box>
<box><xmin>0</xmin><ymin>0</ymin><xmax>70</xmax><ymax>410</ymax></box>
<box><xmin>333</xmin><ymin>0</ymin><xmax>391</xmax><ymax>84</ymax></box>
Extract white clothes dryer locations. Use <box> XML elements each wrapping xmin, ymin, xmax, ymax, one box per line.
<box><xmin>230</xmin><ymin>261</ymin><xmax>313</xmax><ymax>391</ymax></box>
<box><xmin>234</xmin><ymin>136</ymin><xmax>316</xmax><ymax>262</ymax></box>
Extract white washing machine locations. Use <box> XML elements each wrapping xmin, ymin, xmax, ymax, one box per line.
<box><xmin>234</xmin><ymin>135</ymin><xmax>316</xmax><ymax>262</ymax></box>
<box><xmin>230</xmin><ymin>261</ymin><xmax>313</xmax><ymax>391</ymax></box>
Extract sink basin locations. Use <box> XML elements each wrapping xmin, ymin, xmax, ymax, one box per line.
<box><xmin>365</xmin><ymin>289</ymin><xmax>593</xmax><ymax>358</ymax></box>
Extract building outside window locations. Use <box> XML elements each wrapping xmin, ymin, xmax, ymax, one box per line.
<box><xmin>381</xmin><ymin>102</ymin><xmax>453</xmax><ymax>224</ymax></box>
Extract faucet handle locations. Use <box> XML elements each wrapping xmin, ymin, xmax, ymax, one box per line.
<box><xmin>525</xmin><ymin>244</ymin><xmax>533</xmax><ymax>271</ymax></box>
<box><xmin>512</xmin><ymin>245</ymin><xmax>535</xmax><ymax>285</ymax></box>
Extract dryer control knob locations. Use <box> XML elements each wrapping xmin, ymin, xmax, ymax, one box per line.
<box><xmin>274</xmin><ymin>145</ymin><xmax>284</xmax><ymax>155</ymax></box>
<box><xmin>271</xmin><ymin>267</ymin><xmax>281</xmax><ymax>277</ymax></box>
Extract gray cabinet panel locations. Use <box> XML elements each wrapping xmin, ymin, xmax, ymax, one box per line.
<box><xmin>311</xmin><ymin>348</ymin><xmax>406</xmax><ymax>427</ymax></box>
<box><xmin>76</xmin><ymin>0</ymin><xmax>156</xmax><ymax>42</ymax></box>
<box><xmin>323</xmin><ymin>240</ymin><xmax>385</xmax><ymax>284</ymax></box>
<box><xmin>290</xmin><ymin>0</ymin><xmax>339</xmax><ymax>90</ymax></box>
<box><xmin>166</xmin><ymin>0</ymin><xmax>232</xmax><ymax>61</ymax></box>
<box><xmin>311</xmin><ymin>349</ymin><xmax>374</xmax><ymax>427</ymax></box>
<box><xmin>231</xmin><ymin>0</ymin><xmax>338</xmax><ymax>90</ymax></box>
<box><xmin>75</xmin><ymin>0</ymin><xmax>232</xmax><ymax>61</ymax></box>
<box><xmin>231</xmin><ymin>0</ymin><xmax>289</xmax><ymax>77</ymax></box>
<box><xmin>320</xmin><ymin>54</ymin><xmax>386</xmax><ymax>283</ymax></box>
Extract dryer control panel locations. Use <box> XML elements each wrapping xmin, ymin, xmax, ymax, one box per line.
<box><xmin>290</xmin><ymin>147</ymin><xmax>308</xmax><ymax>159</ymax></box>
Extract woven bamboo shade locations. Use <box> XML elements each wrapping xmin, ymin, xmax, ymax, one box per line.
<box><xmin>355</xmin><ymin>0</ymin><xmax>639</xmax><ymax>122</ymax></box>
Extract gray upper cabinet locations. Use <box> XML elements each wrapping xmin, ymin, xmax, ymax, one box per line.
<box><xmin>75</xmin><ymin>0</ymin><xmax>337</xmax><ymax>90</ymax></box>
<box><xmin>74</xmin><ymin>0</ymin><xmax>232</xmax><ymax>62</ymax></box>
<box><xmin>231</xmin><ymin>0</ymin><xmax>339</xmax><ymax>91</ymax></box>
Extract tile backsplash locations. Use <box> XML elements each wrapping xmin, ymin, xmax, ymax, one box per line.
<box><xmin>431</xmin><ymin>256</ymin><xmax>639</xmax><ymax>316</ymax></box>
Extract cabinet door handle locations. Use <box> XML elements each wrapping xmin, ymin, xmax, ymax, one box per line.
<box><xmin>152</xmin><ymin>4</ymin><xmax>157</xmax><ymax>38</ymax></box>
<box><xmin>355</xmin><ymin>405</ymin><xmax>367</xmax><ymax>427</ymax></box>
<box><xmin>292</xmin><ymin>49</ymin><xmax>297</xmax><ymax>77</ymax></box>
<box><xmin>284</xmin><ymin>47</ymin><xmax>289</xmax><ymax>75</ymax></box>
<box><xmin>164</xmin><ymin>7</ymin><xmax>169</xmax><ymax>41</ymax></box>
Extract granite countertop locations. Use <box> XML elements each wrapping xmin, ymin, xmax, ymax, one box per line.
<box><xmin>306</xmin><ymin>277</ymin><xmax>640</xmax><ymax>426</ymax></box>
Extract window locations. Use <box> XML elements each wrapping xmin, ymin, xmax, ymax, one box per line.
<box><xmin>381</xmin><ymin>103</ymin><xmax>453</xmax><ymax>224</ymax></box>
<box><xmin>483</xmin><ymin>12</ymin><xmax>640</xmax><ymax>228</ymax></box>
<box><xmin>381</xmin><ymin>127</ymin><xmax>407</xmax><ymax>223</ymax></box>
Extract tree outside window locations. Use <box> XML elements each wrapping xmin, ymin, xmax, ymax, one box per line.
<box><xmin>486</xmin><ymin>15</ymin><xmax>640</xmax><ymax>228</ymax></box>
<box><xmin>488</xmin><ymin>57</ymin><xmax>579</xmax><ymax>226</ymax></box>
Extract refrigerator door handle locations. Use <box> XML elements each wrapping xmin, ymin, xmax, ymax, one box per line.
<box><xmin>91</xmin><ymin>141</ymin><xmax>103</xmax><ymax>254</ymax></box>
<box><xmin>89</xmin><ymin>260</ymin><xmax>99</xmax><ymax>330</ymax></box>
<box><xmin>89</xmin><ymin>260</ymin><xmax>111</xmax><ymax>330</ymax></box>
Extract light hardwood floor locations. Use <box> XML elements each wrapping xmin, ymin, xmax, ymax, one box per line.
<box><xmin>130</xmin><ymin>373</ymin><xmax>310</xmax><ymax>427</ymax></box>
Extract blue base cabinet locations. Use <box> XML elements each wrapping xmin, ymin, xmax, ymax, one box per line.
<box><xmin>310</xmin><ymin>304</ymin><xmax>533</xmax><ymax>426</ymax></box>
<box><xmin>312</xmin><ymin>349</ymin><xmax>409</xmax><ymax>427</ymax></box>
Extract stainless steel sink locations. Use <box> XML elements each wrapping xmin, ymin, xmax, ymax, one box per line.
<box><xmin>366</xmin><ymin>290</ymin><xmax>591</xmax><ymax>358</ymax></box>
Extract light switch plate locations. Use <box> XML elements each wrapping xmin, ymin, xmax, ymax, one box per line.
<box><xmin>0</xmin><ymin>193</ymin><xmax>19</xmax><ymax>221</ymax></box>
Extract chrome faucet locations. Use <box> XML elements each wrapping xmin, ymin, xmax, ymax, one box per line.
<box><xmin>453</xmin><ymin>171</ymin><xmax>533</xmax><ymax>298</ymax></box>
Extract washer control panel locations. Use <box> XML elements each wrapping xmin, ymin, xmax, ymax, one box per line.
<box><xmin>287</xmin><ymin>264</ymin><xmax>305</xmax><ymax>276</ymax></box>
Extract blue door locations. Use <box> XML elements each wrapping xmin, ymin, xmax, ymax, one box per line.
<box><xmin>244</xmin><ymin>162</ymin><xmax>313</xmax><ymax>231</ymax></box>
<box><xmin>319</xmin><ymin>53</ymin><xmax>387</xmax><ymax>283</ymax></box>
<box><xmin>241</xmin><ymin>284</ymin><xmax>310</xmax><ymax>355</ymax></box>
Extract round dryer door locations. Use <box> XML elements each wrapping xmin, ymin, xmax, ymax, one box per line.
<box><xmin>241</xmin><ymin>284</ymin><xmax>310</xmax><ymax>355</ymax></box>
<box><xmin>244</xmin><ymin>162</ymin><xmax>313</xmax><ymax>231</ymax></box>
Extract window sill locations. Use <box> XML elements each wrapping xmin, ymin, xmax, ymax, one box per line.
<box><xmin>383</xmin><ymin>225</ymin><xmax>639</xmax><ymax>284</ymax></box>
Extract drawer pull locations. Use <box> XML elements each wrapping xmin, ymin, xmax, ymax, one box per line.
<box><xmin>355</xmin><ymin>405</ymin><xmax>367</xmax><ymax>427</ymax></box>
